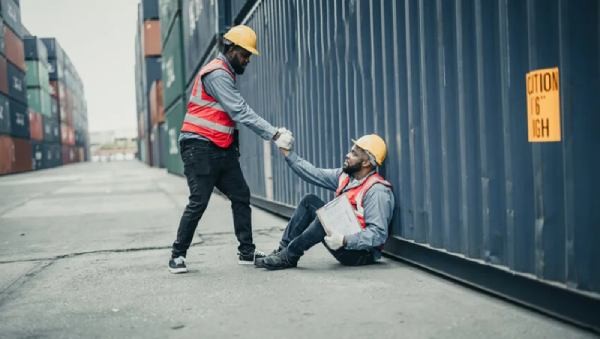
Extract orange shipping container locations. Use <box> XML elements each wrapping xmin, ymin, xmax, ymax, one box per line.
<box><xmin>149</xmin><ymin>80</ymin><xmax>164</xmax><ymax>126</ymax></box>
<box><xmin>143</xmin><ymin>20</ymin><xmax>161</xmax><ymax>57</ymax></box>
<box><xmin>4</xmin><ymin>26</ymin><xmax>25</xmax><ymax>71</ymax></box>
<box><xmin>29</xmin><ymin>111</ymin><xmax>44</xmax><ymax>141</ymax></box>
<box><xmin>0</xmin><ymin>135</ymin><xmax>32</xmax><ymax>175</ymax></box>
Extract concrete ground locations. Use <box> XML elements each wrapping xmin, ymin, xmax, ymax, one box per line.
<box><xmin>0</xmin><ymin>161</ymin><xmax>595</xmax><ymax>338</ymax></box>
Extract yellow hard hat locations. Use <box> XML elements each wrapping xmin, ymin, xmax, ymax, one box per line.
<box><xmin>352</xmin><ymin>134</ymin><xmax>387</xmax><ymax>166</ymax></box>
<box><xmin>223</xmin><ymin>25</ymin><xmax>259</xmax><ymax>55</ymax></box>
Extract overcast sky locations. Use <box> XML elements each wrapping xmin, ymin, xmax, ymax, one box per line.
<box><xmin>21</xmin><ymin>0</ymin><xmax>139</xmax><ymax>135</ymax></box>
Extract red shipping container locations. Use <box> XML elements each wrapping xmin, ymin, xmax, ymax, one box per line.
<box><xmin>149</xmin><ymin>80</ymin><xmax>164</xmax><ymax>126</ymax></box>
<box><xmin>4</xmin><ymin>26</ymin><xmax>25</xmax><ymax>71</ymax></box>
<box><xmin>143</xmin><ymin>20</ymin><xmax>161</xmax><ymax>57</ymax></box>
<box><xmin>29</xmin><ymin>110</ymin><xmax>44</xmax><ymax>141</ymax></box>
<box><xmin>61</xmin><ymin>145</ymin><xmax>74</xmax><ymax>165</ymax></box>
<box><xmin>0</xmin><ymin>56</ymin><xmax>7</xmax><ymax>95</ymax></box>
<box><xmin>49</xmin><ymin>80</ymin><xmax>59</xmax><ymax>98</ymax></box>
<box><xmin>0</xmin><ymin>135</ymin><xmax>32</xmax><ymax>174</ymax></box>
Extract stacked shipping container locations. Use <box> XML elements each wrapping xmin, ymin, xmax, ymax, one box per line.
<box><xmin>0</xmin><ymin>0</ymin><xmax>31</xmax><ymax>174</ymax></box>
<box><xmin>0</xmin><ymin>0</ymin><xmax>89</xmax><ymax>175</ymax></box>
<box><xmin>134</xmin><ymin>0</ymin><xmax>163</xmax><ymax>167</ymax></box>
<box><xmin>25</xmin><ymin>36</ymin><xmax>60</xmax><ymax>169</ymax></box>
<box><xmin>42</xmin><ymin>37</ymin><xmax>88</xmax><ymax>165</ymax></box>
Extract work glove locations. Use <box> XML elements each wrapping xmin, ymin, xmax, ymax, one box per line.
<box><xmin>324</xmin><ymin>232</ymin><xmax>345</xmax><ymax>250</ymax></box>
<box><xmin>274</xmin><ymin>127</ymin><xmax>294</xmax><ymax>150</ymax></box>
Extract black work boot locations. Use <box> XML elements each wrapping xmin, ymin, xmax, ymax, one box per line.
<box><xmin>254</xmin><ymin>247</ymin><xmax>282</xmax><ymax>268</ymax></box>
<box><xmin>260</xmin><ymin>250</ymin><xmax>298</xmax><ymax>270</ymax></box>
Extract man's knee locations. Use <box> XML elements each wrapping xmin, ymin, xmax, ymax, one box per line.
<box><xmin>300</xmin><ymin>193</ymin><xmax>321</xmax><ymax>206</ymax></box>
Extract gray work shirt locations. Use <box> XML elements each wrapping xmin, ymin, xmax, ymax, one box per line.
<box><xmin>179</xmin><ymin>53</ymin><xmax>277</xmax><ymax>143</ymax></box>
<box><xmin>284</xmin><ymin>151</ymin><xmax>395</xmax><ymax>259</ymax></box>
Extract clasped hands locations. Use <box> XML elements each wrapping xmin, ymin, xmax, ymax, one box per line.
<box><xmin>273</xmin><ymin>127</ymin><xmax>294</xmax><ymax>153</ymax></box>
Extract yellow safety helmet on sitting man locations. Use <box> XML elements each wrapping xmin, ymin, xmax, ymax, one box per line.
<box><xmin>352</xmin><ymin>134</ymin><xmax>387</xmax><ymax>166</ymax></box>
<box><xmin>223</xmin><ymin>25</ymin><xmax>260</xmax><ymax>55</ymax></box>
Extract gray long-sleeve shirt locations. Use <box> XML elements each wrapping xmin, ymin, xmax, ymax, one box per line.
<box><xmin>180</xmin><ymin>53</ymin><xmax>277</xmax><ymax>143</ymax></box>
<box><xmin>284</xmin><ymin>151</ymin><xmax>395</xmax><ymax>258</ymax></box>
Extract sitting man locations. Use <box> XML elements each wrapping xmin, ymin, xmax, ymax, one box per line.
<box><xmin>256</xmin><ymin>134</ymin><xmax>395</xmax><ymax>270</ymax></box>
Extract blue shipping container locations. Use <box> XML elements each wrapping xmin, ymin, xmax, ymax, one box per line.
<box><xmin>8</xmin><ymin>98</ymin><xmax>27</xmax><ymax>138</ymax></box>
<box><xmin>229</xmin><ymin>0</ymin><xmax>600</xmax><ymax>330</ymax></box>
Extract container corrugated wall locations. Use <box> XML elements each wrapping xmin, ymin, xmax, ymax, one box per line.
<box><xmin>231</xmin><ymin>0</ymin><xmax>600</xmax><ymax>300</ymax></box>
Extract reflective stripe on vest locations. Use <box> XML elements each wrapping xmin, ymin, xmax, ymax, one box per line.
<box><xmin>181</xmin><ymin>58</ymin><xmax>236</xmax><ymax>147</ymax></box>
<box><xmin>188</xmin><ymin>95</ymin><xmax>226</xmax><ymax>112</ymax></box>
<box><xmin>183</xmin><ymin>114</ymin><xmax>235</xmax><ymax>134</ymax></box>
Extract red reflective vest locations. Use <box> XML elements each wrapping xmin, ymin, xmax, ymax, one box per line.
<box><xmin>335</xmin><ymin>172</ymin><xmax>392</xmax><ymax>230</ymax></box>
<box><xmin>181</xmin><ymin>58</ymin><xmax>237</xmax><ymax>148</ymax></box>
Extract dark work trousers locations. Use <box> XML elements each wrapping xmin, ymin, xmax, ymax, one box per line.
<box><xmin>282</xmin><ymin>194</ymin><xmax>376</xmax><ymax>266</ymax></box>
<box><xmin>171</xmin><ymin>138</ymin><xmax>255</xmax><ymax>258</ymax></box>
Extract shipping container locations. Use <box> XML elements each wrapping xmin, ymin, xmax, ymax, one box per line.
<box><xmin>23</xmin><ymin>36</ymin><xmax>47</xmax><ymax>61</ymax></box>
<box><xmin>221</xmin><ymin>0</ymin><xmax>257</xmax><ymax>26</ymax></box>
<box><xmin>28</xmin><ymin>110</ymin><xmax>42</xmax><ymax>141</ymax></box>
<box><xmin>3</xmin><ymin>25</ymin><xmax>24</xmax><ymax>70</ymax></box>
<box><xmin>149</xmin><ymin>80</ymin><xmax>164</xmax><ymax>125</ymax></box>
<box><xmin>25</xmin><ymin>60</ymin><xmax>50</xmax><ymax>89</ymax></box>
<box><xmin>49</xmin><ymin>95</ymin><xmax>58</xmax><ymax>118</ymax></box>
<box><xmin>0</xmin><ymin>18</ymin><xmax>5</xmax><ymax>55</ymax></box>
<box><xmin>42</xmin><ymin>142</ymin><xmax>61</xmax><ymax>168</ymax></box>
<box><xmin>150</xmin><ymin>123</ymin><xmax>164</xmax><ymax>167</ymax></box>
<box><xmin>161</xmin><ymin>14</ymin><xmax>185</xmax><ymax>109</ymax></box>
<box><xmin>219</xmin><ymin>0</ymin><xmax>600</xmax><ymax>331</ymax></box>
<box><xmin>27</xmin><ymin>87</ymin><xmax>51</xmax><ymax>117</ymax></box>
<box><xmin>42</xmin><ymin>113</ymin><xmax>55</xmax><ymax>142</ymax></box>
<box><xmin>0</xmin><ymin>54</ymin><xmax>6</xmax><ymax>94</ymax></box>
<box><xmin>61</xmin><ymin>144</ymin><xmax>74</xmax><ymax>165</ymax></box>
<box><xmin>8</xmin><ymin>97</ymin><xmax>26</xmax><ymax>137</ymax></box>
<box><xmin>0</xmin><ymin>0</ymin><xmax>21</xmax><ymax>37</ymax></box>
<box><xmin>143</xmin><ymin>19</ymin><xmax>161</xmax><ymax>57</ymax></box>
<box><xmin>142</xmin><ymin>0</ymin><xmax>159</xmax><ymax>20</ymax></box>
<box><xmin>0</xmin><ymin>135</ymin><xmax>31</xmax><ymax>175</ymax></box>
<box><xmin>163</xmin><ymin>97</ymin><xmax>184</xmax><ymax>175</ymax></box>
<box><xmin>0</xmin><ymin>91</ymin><xmax>9</xmax><ymax>133</ymax></box>
<box><xmin>144</xmin><ymin>56</ymin><xmax>162</xmax><ymax>94</ymax></box>
<box><xmin>7</xmin><ymin>60</ymin><xmax>25</xmax><ymax>103</ymax></box>
<box><xmin>182</xmin><ymin>0</ymin><xmax>218</xmax><ymax>84</ymax></box>
<box><xmin>31</xmin><ymin>140</ymin><xmax>43</xmax><ymax>169</ymax></box>
<box><xmin>159</xmin><ymin>0</ymin><xmax>181</xmax><ymax>43</ymax></box>
<box><xmin>41</xmin><ymin>38</ymin><xmax>62</xmax><ymax>60</ymax></box>
<box><xmin>47</xmin><ymin>58</ymin><xmax>62</xmax><ymax>81</ymax></box>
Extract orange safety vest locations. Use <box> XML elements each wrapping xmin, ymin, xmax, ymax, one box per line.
<box><xmin>335</xmin><ymin>172</ymin><xmax>392</xmax><ymax>249</ymax></box>
<box><xmin>181</xmin><ymin>58</ymin><xmax>237</xmax><ymax>148</ymax></box>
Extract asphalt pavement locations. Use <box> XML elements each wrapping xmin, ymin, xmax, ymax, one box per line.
<box><xmin>0</xmin><ymin>161</ymin><xmax>595</xmax><ymax>338</ymax></box>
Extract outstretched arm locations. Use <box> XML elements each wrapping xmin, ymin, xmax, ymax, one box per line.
<box><xmin>282</xmin><ymin>150</ymin><xmax>341</xmax><ymax>191</ymax></box>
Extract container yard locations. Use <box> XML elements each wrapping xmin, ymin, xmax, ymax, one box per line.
<box><xmin>0</xmin><ymin>0</ymin><xmax>597</xmax><ymax>337</ymax></box>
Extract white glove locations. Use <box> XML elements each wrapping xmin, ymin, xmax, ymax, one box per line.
<box><xmin>324</xmin><ymin>232</ymin><xmax>345</xmax><ymax>250</ymax></box>
<box><xmin>274</xmin><ymin>127</ymin><xmax>294</xmax><ymax>150</ymax></box>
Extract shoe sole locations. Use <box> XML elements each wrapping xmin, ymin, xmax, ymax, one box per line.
<box><xmin>238</xmin><ymin>260</ymin><xmax>256</xmax><ymax>265</ymax></box>
<box><xmin>169</xmin><ymin>267</ymin><xmax>188</xmax><ymax>274</ymax></box>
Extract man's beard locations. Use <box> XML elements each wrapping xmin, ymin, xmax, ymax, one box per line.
<box><xmin>342</xmin><ymin>161</ymin><xmax>361</xmax><ymax>175</ymax></box>
<box><xmin>231</xmin><ymin>60</ymin><xmax>246</xmax><ymax>74</ymax></box>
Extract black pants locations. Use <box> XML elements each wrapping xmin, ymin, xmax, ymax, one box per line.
<box><xmin>284</xmin><ymin>194</ymin><xmax>376</xmax><ymax>266</ymax></box>
<box><xmin>171</xmin><ymin>138</ymin><xmax>255</xmax><ymax>258</ymax></box>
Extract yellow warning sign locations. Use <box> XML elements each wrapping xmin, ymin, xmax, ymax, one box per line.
<box><xmin>526</xmin><ymin>67</ymin><xmax>561</xmax><ymax>142</ymax></box>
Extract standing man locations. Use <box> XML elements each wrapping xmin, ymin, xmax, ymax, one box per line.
<box><xmin>256</xmin><ymin>134</ymin><xmax>395</xmax><ymax>270</ymax></box>
<box><xmin>169</xmin><ymin>25</ymin><xmax>294</xmax><ymax>273</ymax></box>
